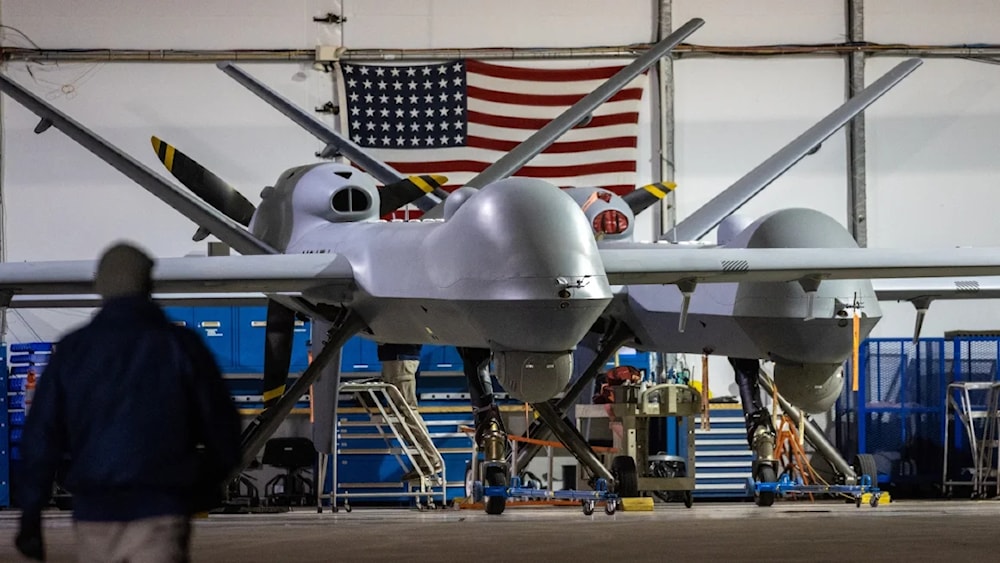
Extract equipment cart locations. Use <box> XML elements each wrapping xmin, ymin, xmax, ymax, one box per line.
<box><xmin>575</xmin><ymin>383</ymin><xmax>700</xmax><ymax>506</ymax></box>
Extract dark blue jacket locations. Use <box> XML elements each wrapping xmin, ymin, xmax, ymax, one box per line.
<box><xmin>18</xmin><ymin>296</ymin><xmax>241</xmax><ymax>521</ymax></box>
<box><xmin>377</xmin><ymin>343</ymin><xmax>422</xmax><ymax>362</ymax></box>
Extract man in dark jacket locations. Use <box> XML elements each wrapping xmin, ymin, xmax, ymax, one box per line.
<box><xmin>15</xmin><ymin>242</ymin><xmax>242</xmax><ymax>562</ymax></box>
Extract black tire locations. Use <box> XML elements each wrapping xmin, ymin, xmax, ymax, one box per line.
<box><xmin>484</xmin><ymin>466</ymin><xmax>507</xmax><ymax>515</ymax></box>
<box><xmin>582</xmin><ymin>500</ymin><xmax>595</xmax><ymax>515</ymax></box>
<box><xmin>755</xmin><ymin>464</ymin><xmax>777</xmax><ymax>507</ymax></box>
<box><xmin>683</xmin><ymin>490</ymin><xmax>693</xmax><ymax>508</ymax></box>
<box><xmin>611</xmin><ymin>456</ymin><xmax>639</xmax><ymax>498</ymax></box>
<box><xmin>464</xmin><ymin>463</ymin><xmax>474</xmax><ymax>500</ymax></box>
<box><xmin>604</xmin><ymin>500</ymin><xmax>617</xmax><ymax>515</ymax></box>
<box><xmin>853</xmin><ymin>454</ymin><xmax>878</xmax><ymax>489</ymax></box>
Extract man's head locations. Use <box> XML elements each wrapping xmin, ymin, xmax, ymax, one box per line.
<box><xmin>94</xmin><ymin>242</ymin><xmax>154</xmax><ymax>300</ymax></box>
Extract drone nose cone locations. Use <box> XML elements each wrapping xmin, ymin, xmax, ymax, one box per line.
<box><xmin>453</xmin><ymin>178</ymin><xmax>600</xmax><ymax>271</ymax></box>
<box><xmin>428</xmin><ymin>177</ymin><xmax>611</xmax><ymax>296</ymax></box>
<box><xmin>424</xmin><ymin>178</ymin><xmax>612</xmax><ymax>352</ymax></box>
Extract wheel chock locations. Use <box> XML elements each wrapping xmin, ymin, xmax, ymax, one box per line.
<box><xmin>861</xmin><ymin>491</ymin><xmax>891</xmax><ymax>506</ymax></box>
<box><xmin>620</xmin><ymin>497</ymin><xmax>654</xmax><ymax>511</ymax></box>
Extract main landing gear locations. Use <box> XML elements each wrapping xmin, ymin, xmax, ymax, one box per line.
<box><xmin>460</xmin><ymin>347</ymin><xmax>513</xmax><ymax>515</ymax></box>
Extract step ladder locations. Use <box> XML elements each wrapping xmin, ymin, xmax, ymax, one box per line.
<box><xmin>943</xmin><ymin>381</ymin><xmax>1000</xmax><ymax>498</ymax></box>
<box><xmin>319</xmin><ymin>381</ymin><xmax>447</xmax><ymax>511</ymax></box>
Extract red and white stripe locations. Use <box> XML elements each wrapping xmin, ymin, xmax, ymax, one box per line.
<box><xmin>340</xmin><ymin>60</ymin><xmax>647</xmax><ymax>196</ymax></box>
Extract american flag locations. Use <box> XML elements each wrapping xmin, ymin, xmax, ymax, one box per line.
<box><xmin>336</xmin><ymin>59</ymin><xmax>647</xmax><ymax>204</ymax></box>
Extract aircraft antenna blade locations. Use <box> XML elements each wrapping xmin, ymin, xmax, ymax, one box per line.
<box><xmin>150</xmin><ymin>136</ymin><xmax>256</xmax><ymax>227</ymax></box>
<box><xmin>0</xmin><ymin>73</ymin><xmax>275</xmax><ymax>257</ymax></box>
<box><xmin>912</xmin><ymin>308</ymin><xmax>927</xmax><ymax>344</ymax></box>
<box><xmin>663</xmin><ymin>58</ymin><xmax>923</xmax><ymax>243</ymax></box>
<box><xmin>464</xmin><ymin>17</ymin><xmax>705</xmax><ymax>188</ymax></box>
<box><xmin>910</xmin><ymin>297</ymin><xmax>932</xmax><ymax>344</ymax></box>
<box><xmin>622</xmin><ymin>181</ymin><xmax>676</xmax><ymax>215</ymax></box>
<box><xmin>379</xmin><ymin>175</ymin><xmax>448</xmax><ymax>217</ymax></box>
<box><xmin>677</xmin><ymin>279</ymin><xmax>697</xmax><ymax>332</ymax></box>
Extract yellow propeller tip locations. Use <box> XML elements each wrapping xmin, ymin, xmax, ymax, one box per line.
<box><xmin>640</xmin><ymin>182</ymin><xmax>676</xmax><ymax>199</ymax></box>
<box><xmin>408</xmin><ymin>175</ymin><xmax>449</xmax><ymax>193</ymax></box>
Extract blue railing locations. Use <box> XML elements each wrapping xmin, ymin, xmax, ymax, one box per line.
<box><xmin>837</xmin><ymin>336</ymin><xmax>1000</xmax><ymax>491</ymax></box>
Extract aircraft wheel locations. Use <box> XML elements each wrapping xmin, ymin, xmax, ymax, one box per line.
<box><xmin>755</xmin><ymin>464</ymin><xmax>776</xmax><ymax>507</ymax></box>
<box><xmin>611</xmin><ymin>456</ymin><xmax>639</xmax><ymax>498</ymax></box>
<box><xmin>853</xmin><ymin>454</ymin><xmax>878</xmax><ymax>489</ymax></box>
<box><xmin>484</xmin><ymin>466</ymin><xmax>507</xmax><ymax>515</ymax></box>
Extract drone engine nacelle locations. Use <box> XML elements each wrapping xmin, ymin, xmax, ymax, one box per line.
<box><xmin>772</xmin><ymin>361</ymin><xmax>843</xmax><ymax>414</ymax></box>
<box><xmin>563</xmin><ymin>187</ymin><xmax>636</xmax><ymax>241</ymax></box>
<box><xmin>251</xmin><ymin>162</ymin><xmax>381</xmax><ymax>250</ymax></box>
<box><xmin>494</xmin><ymin>350</ymin><xmax>573</xmax><ymax>403</ymax></box>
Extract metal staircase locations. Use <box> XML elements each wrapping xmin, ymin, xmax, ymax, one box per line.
<box><xmin>694</xmin><ymin>408</ymin><xmax>753</xmax><ymax>498</ymax></box>
<box><xmin>943</xmin><ymin>381</ymin><xmax>1000</xmax><ymax>498</ymax></box>
<box><xmin>318</xmin><ymin>381</ymin><xmax>447</xmax><ymax>511</ymax></box>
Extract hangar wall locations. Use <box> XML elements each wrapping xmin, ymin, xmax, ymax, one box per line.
<box><xmin>3</xmin><ymin>0</ymin><xmax>1000</xmax><ymax>396</ymax></box>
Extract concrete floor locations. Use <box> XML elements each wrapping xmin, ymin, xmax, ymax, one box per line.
<box><xmin>1</xmin><ymin>499</ymin><xmax>999</xmax><ymax>562</ymax></box>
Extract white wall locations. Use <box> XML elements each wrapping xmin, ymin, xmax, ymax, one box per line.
<box><xmin>863</xmin><ymin>1</ymin><xmax>1000</xmax><ymax>340</ymax></box>
<box><xmin>4</xmin><ymin>1</ymin><xmax>1000</xmax><ymax>398</ymax></box>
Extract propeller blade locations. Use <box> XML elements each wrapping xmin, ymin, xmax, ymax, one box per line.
<box><xmin>150</xmin><ymin>136</ymin><xmax>256</xmax><ymax>227</ymax></box>
<box><xmin>262</xmin><ymin>300</ymin><xmax>297</xmax><ymax>409</ymax></box>
<box><xmin>621</xmin><ymin>181</ymin><xmax>676</xmax><ymax>215</ymax></box>
<box><xmin>379</xmin><ymin>174</ymin><xmax>448</xmax><ymax>217</ymax></box>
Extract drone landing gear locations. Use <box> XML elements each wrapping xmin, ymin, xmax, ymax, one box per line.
<box><xmin>459</xmin><ymin>347</ymin><xmax>512</xmax><ymax>515</ymax></box>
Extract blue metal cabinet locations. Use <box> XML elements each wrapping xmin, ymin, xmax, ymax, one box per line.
<box><xmin>165</xmin><ymin>306</ymin><xmax>236</xmax><ymax>370</ymax></box>
<box><xmin>235</xmin><ymin>307</ymin><xmax>268</xmax><ymax>372</ymax></box>
<box><xmin>423</xmin><ymin>346</ymin><xmax>463</xmax><ymax>374</ymax></box>
<box><xmin>163</xmin><ymin>307</ymin><xmax>194</xmax><ymax>330</ymax></box>
<box><xmin>341</xmin><ymin>336</ymin><xmax>380</xmax><ymax>376</ymax></box>
<box><xmin>190</xmin><ymin>308</ymin><xmax>236</xmax><ymax>371</ymax></box>
<box><xmin>0</xmin><ymin>344</ymin><xmax>8</xmax><ymax>507</ymax></box>
<box><xmin>290</xmin><ymin>318</ymin><xmax>311</xmax><ymax>372</ymax></box>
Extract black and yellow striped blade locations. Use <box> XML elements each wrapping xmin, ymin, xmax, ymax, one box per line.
<box><xmin>379</xmin><ymin>174</ymin><xmax>448</xmax><ymax>217</ymax></box>
<box><xmin>621</xmin><ymin>181</ymin><xmax>676</xmax><ymax>215</ymax></box>
<box><xmin>262</xmin><ymin>301</ymin><xmax>296</xmax><ymax>410</ymax></box>
<box><xmin>151</xmin><ymin>136</ymin><xmax>256</xmax><ymax>227</ymax></box>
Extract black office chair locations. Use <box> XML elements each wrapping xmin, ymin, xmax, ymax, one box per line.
<box><xmin>262</xmin><ymin>437</ymin><xmax>316</xmax><ymax>507</ymax></box>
